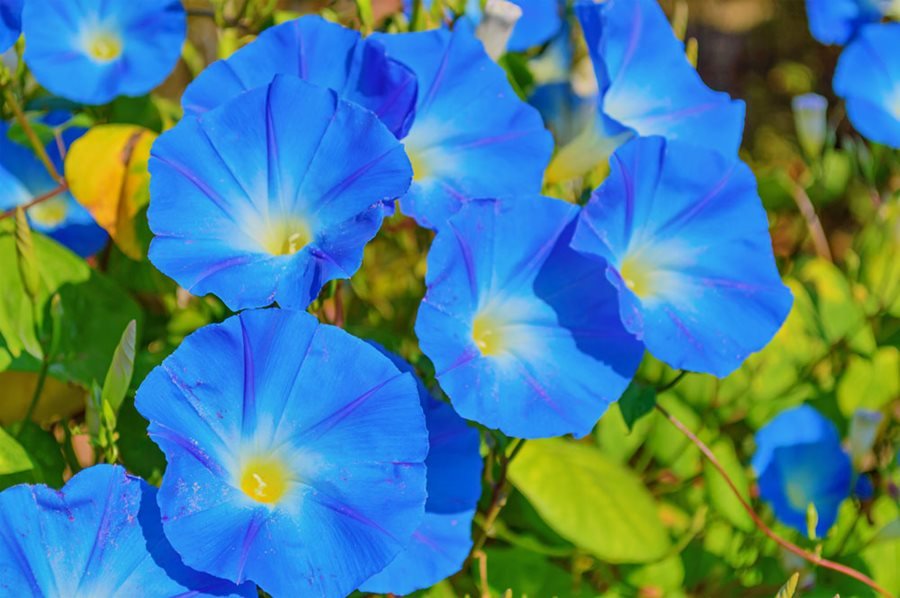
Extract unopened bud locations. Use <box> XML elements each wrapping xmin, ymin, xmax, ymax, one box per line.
<box><xmin>475</xmin><ymin>0</ymin><xmax>522</xmax><ymax>60</ymax></box>
<box><xmin>792</xmin><ymin>93</ymin><xmax>828</xmax><ymax>159</ymax></box>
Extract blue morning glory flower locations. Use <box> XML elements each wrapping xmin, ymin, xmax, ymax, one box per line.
<box><xmin>372</xmin><ymin>23</ymin><xmax>553</xmax><ymax>229</ymax></box>
<box><xmin>0</xmin><ymin>464</ymin><xmax>254</xmax><ymax>596</ymax></box>
<box><xmin>751</xmin><ymin>405</ymin><xmax>853</xmax><ymax>536</ymax></box>
<box><xmin>0</xmin><ymin>121</ymin><xmax>108</xmax><ymax>257</ymax></box>
<box><xmin>134</xmin><ymin>309</ymin><xmax>429</xmax><ymax>597</ymax></box>
<box><xmin>834</xmin><ymin>23</ymin><xmax>900</xmax><ymax>149</ymax></box>
<box><xmin>547</xmin><ymin>0</ymin><xmax>745</xmax><ymax>183</ymax></box>
<box><xmin>571</xmin><ymin>136</ymin><xmax>793</xmax><ymax>377</ymax></box>
<box><xmin>805</xmin><ymin>0</ymin><xmax>891</xmax><ymax>45</ymax></box>
<box><xmin>360</xmin><ymin>349</ymin><xmax>482</xmax><ymax>594</ymax></box>
<box><xmin>22</xmin><ymin>0</ymin><xmax>186</xmax><ymax>105</ymax></box>
<box><xmin>416</xmin><ymin>196</ymin><xmax>643</xmax><ymax>439</ymax></box>
<box><xmin>0</xmin><ymin>0</ymin><xmax>22</xmax><ymax>52</ymax></box>
<box><xmin>148</xmin><ymin>75</ymin><xmax>412</xmax><ymax>311</ymax></box>
<box><xmin>181</xmin><ymin>15</ymin><xmax>417</xmax><ymax>138</ymax></box>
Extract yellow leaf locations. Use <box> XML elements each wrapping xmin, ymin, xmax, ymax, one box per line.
<box><xmin>64</xmin><ymin>125</ymin><xmax>157</xmax><ymax>260</ymax></box>
<box><xmin>0</xmin><ymin>371</ymin><xmax>85</xmax><ymax>426</ymax></box>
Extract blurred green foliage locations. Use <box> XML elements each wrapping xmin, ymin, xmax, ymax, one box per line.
<box><xmin>0</xmin><ymin>0</ymin><xmax>898</xmax><ymax>596</ymax></box>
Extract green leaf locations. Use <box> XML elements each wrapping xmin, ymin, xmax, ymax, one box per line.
<box><xmin>509</xmin><ymin>438</ymin><xmax>671</xmax><ymax>563</ymax></box>
<box><xmin>0</xmin><ymin>427</ymin><xmax>32</xmax><ymax>475</ymax></box>
<box><xmin>356</xmin><ymin>0</ymin><xmax>373</xmax><ymax>33</ymax></box>
<box><xmin>704</xmin><ymin>437</ymin><xmax>754</xmax><ymax>532</ymax></box>
<box><xmin>101</xmin><ymin>320</ymin><xmax>137</xmax><ymax>414</ymax></box>
<box><xmin>0</xmin><ymin>421</ymin><xmax>65</xmax><ymax>490</ymax></box>
<box><xmin>0</xmin><ymin>221</ymin><xmax>141</xmax><ymax>424</ymax></box>
<box><xmin>775</xmin><ymin>572</ymin><xmax>799</xmax><ymax>598</ymax></box>
<box><xmin>619</xmin><ymin>383</ymin><xmax>657</xmax><ymax>432</ymax></box>
<box><xmin>14</xmin><ymin>207</ymin><xmax>40</xmax><ymax>302</ymax></box>
<box><xmin>836</xmin><ymin>347</ymin><xmax>899</xmax><ymax>416</ymax></box>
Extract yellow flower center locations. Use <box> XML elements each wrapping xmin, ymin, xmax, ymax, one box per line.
<box><xmin>472</xmin><ymin>311</ymin><xmax>507</xmax><ymax>357</ymax></box>
<box><xmin>239</xmin><ymin>456</ymin><xmax>292</xmax><ymax>504</ymax></box>
<box><xmin>619</xmin><ymin>254</ymin><xmax>655</xmax><ymax>298</ymax></box>
<box><xmin>28</xmin><ymin>197</ymin><xmax>68</xmax><ymax>228</ymax></box>
<box><xmin>86</xmin><ymin>31</ymin><xmax>123</xmax><ymax>63</ymax></box>
<box><xmin>259</xmin><ymin>217</ymin><xmax>312</xmax><ymax>256</ymax></box>
<box><xmin>786</xmin><ymin>481</ymin><xmax>810</xmax><ymax>511</ymax></box>
<box><xmin>407</xmin><ymin>147</ymin><xmax>430</xmax><ymax>181</ymax></box>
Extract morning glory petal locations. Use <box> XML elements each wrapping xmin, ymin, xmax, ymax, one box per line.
<box><xmin>751</xmin><ymin>405</ymin><xmax>853</xmax><ymax>536</ymax></box>
<box><xmin>571</xmin><ymin>136</ymin><xmax>793</xmax><ymax>377</ymax></box>
<box><xmin>0</xmin><ymin>122</ymin><xmax>108</xmax><ymax>257</ymax></box>
<box><xmin>148</xmin><ymin>75</ymin><xmax>412</xmax><ymax>311</ymax></box>
<box><xmin>360</xmin><ymin>511</ymin><xmax>476</xmax><ymax>595</ymax></box>
<box><xmin>833</xmin><ymin>23</ymin><xmax>900</xmax><ymax>149</ymax></box>
<box><xmin>548</xmin><ymin>0</ymin><xmax>745</xmax><ymax>183</ymax></box>
<box><xmin>22</xmin><ymin>0</ymin><xmax>185</xmax><ymax>105</ymax></box>
<box><xmin>805</xmin><ymin>0</ymin><xmax>890</xmax><ymax>45</ymax></box>
<box><xmin>416</xmin><ymin>196</ymin><xmax>643</xmax><ymax>439</ymax></box>
<box><xmin>0</xmin><ymin>465</ymin><xmax>254</xmax><ymax>597</ymax></box>
<box><xmin>506</xmin><ymin>0</ymin><xmax>564</xmax><ymax>51</ymax></box>
<box><xmin>372</xmin><ymin>23</ymin><xmax>553</xmax><ymax>229</ymax></box>
<box><xmin>182</xmin><ymin>15</ymin><xmax>417</xmax><ymax>138</ymax></box>
<box><xmin>135</xmin><ymin>309</ymin><xmax>428</xmax><ymax>598</ymax></box>
<box><xmin>359</xmin><ymin>349</ymin><xmax>482</xmax><ymax>594</ymax></box>
<box><xmin>0</xmin><ymin>0</ymin><xmax>22</xmax><ymax>52</ymax></box>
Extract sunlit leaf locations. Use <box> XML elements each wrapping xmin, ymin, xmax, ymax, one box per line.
<box><xmin>0</xmin><ymin>221</ymin><xmax>140</xmax><ymax>424</ymax></box>
<box><xmin>64</xmin><ymin>124</ymin><xmax>156</xmax><ymax>259</ymax></box>
<box><xmin>836</xmin><ymin>347</ymin><xmax>899</xmax><ymax>416</ymax></box>
<box><xmin>0</xmin><ymin>421</ymin><xmax>65</xmax><ymax>490</ymax></box>
<box><xmin>775</xmin><ymin>572</ymin><xmax>799</xmax><ymax>598</ymax></box>
<box><xmin>704</xmin><ymin>437</ymin><xmax>754</xmax><ymax>533</ymax></box>
<box><xmin>0</xmin><ymin>427</ymin><xmax>32</xmax><ymax>475</ymax></box>
<box><xmin>509</xmin><ymin>438</ymin><xmax>671</xmax><ymax>563</ymax></box>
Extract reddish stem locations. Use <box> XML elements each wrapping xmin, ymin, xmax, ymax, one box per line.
<box><xmin>656</xmin><ymin>402</ymin><xmax>893</xmax><ymax>598</ymax></box>
<box><xmin>0</xmin><ymin>182</ymin><xmax>69</xmax><ymax>221</ymax></box>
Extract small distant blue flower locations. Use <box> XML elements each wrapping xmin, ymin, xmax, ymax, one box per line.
<box><xmin>0</xmin><ymin>0</ymin><xmax>22</xmax><ymax>52</ymax></box>
<box><xmin>805</xmin><ymin>0</ymin><xmax>891</xmax><ymax>45</ymax></box>
<box><xmin>135</xmin><ymin>309</ymin><xmax>429</xmax><ymax>597</ymax></box>
<box><xmin>0</xmin><ymin>464</ymin><xmax>254</xmax><ymax>596</ymax></box>
<box><xmin>752</xmin><ymin>405</ymin><xmax>853</xmax><ymax>536</ymax></box>
<box><xmin>571</xmin><ymin>136</ymin><xmax>793</xmax><ymax>377</ymax></box>
<box><xmin>148</xmin><ymin>75</ymin><xmax>412</xmax><ymax>311</ymax></box>
<box><xmin>834</xmin><ymin>23</ymin><xmax>900</xmax><ymax>149</ymax></box>
<box><xmin>0</xmin><ymin>121</ymin><xmax>107</xmax><ymax>257</ymax></box>
<box><xmin>361</xmin><ymin>349</ymin><xmax>482</xmax><ymax>594</ymax></box>
<box><xmin>548</xmin><ymin>0</ymin><xmax>745</xmax><ymax>182</ymax></box>
<box><xmin>372</xmin><ymin>23</ymin><xmax>553</xmax><ymax>229</ymax></box>
<box><xmin>22</xmin><ymin>0</ymin><xmax>186</xmax><ymax>105</ymax></box>
<box><xmin>181</xmin><ymin>16</ymin><xmax>417</xmax><ymax>138</ymax></box>
<box><xmin>416</xmin><ymin>196</ymin><xmax>643</xmax><ymax>439</ymax></box>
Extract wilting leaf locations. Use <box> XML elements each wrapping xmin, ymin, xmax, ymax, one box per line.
<box><xmin>64</xmin><ymin>124</ymin><xmax>156</xmax><ymax>259</ymax></box>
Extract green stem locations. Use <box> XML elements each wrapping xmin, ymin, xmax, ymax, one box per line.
<box><xmin>21</xmin><ymin>355</ymin><xmax>50</xmax><ymax>427</ymax></box>
<box><xmin>468</xmin><ymin>438</ymin><xmax>526</xmax><ymax>559</ymax></box>
<box><xmin>0</xmin><ymin>74</ymin><xmax>62</xmax><ymax>182</ymax></box>
<box><xmin>656</xmin><ymin>401</ymin><xmax>894</xmax><ymax>598</ymax></box>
